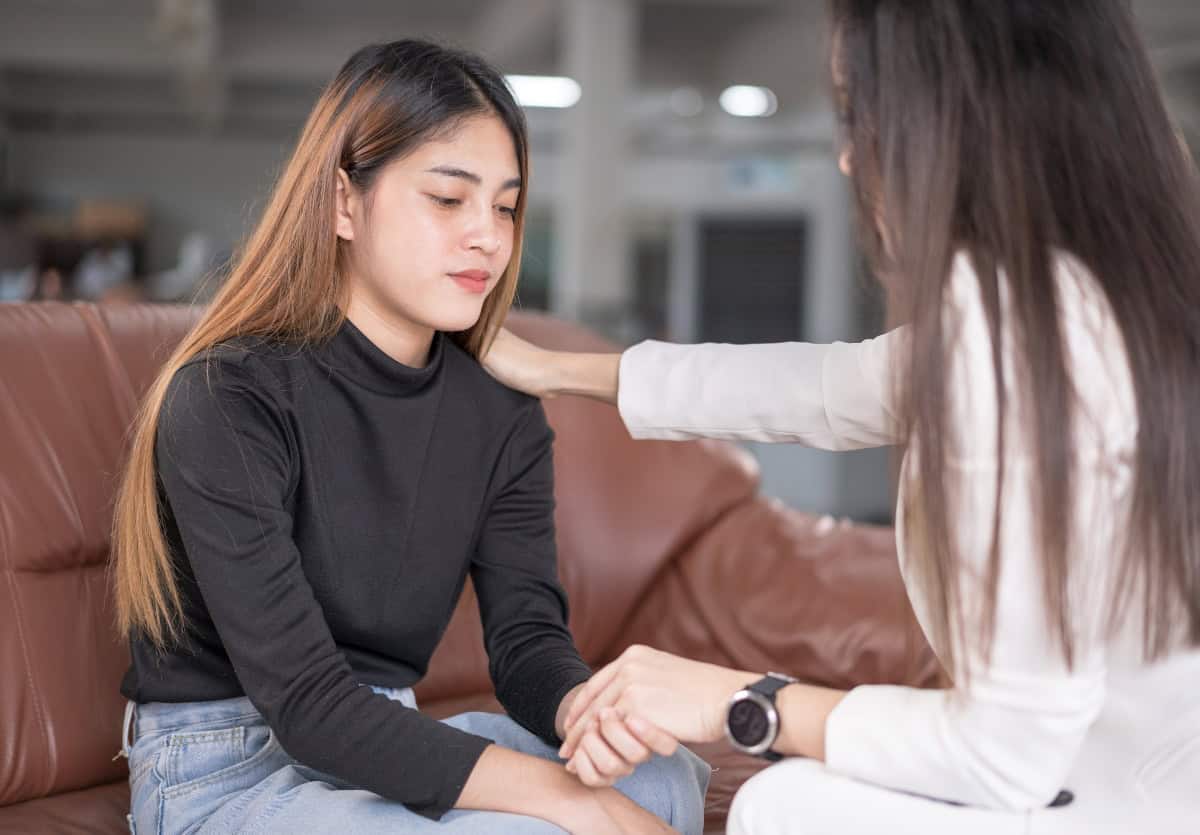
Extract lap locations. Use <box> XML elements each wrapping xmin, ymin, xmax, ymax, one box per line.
<box><xmin>204</xmin><ymin>762</ymin><xmax>566</xmax><ymax>834</ymax></box>
<box><xmin>131</xmin><ymin>708</ymin><xmax>706</xmax><ymax>835</ymax></box>
<box><xmin>444</xmin><ymin>712</ymin><xmax>709</xmax><ymax>835</ymax></box>
<box><xmin>726</xmin><ymin>758</ymin><xmax>1029</xmax><ymax>835</ymax></box>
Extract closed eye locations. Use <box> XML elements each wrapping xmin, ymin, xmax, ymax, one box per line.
<box><xmin>427</xmin><ymin>194</ymin><xmax>462</xmax><ymax>208</ymax></box>
<box><xmin>498</xmin><ymin>206</ymin><xmax>517</xmax><ymax>219</ymax></box>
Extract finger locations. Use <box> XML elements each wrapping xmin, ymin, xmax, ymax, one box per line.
<box><xmin>581</xmin><ymin>727</ymin><xmax>632</xmax><ymax>782</ymax></box>
<box><xmin>562</xmin><ymin>708</ymin><xmax>603</xmax><ymax>761</ymax></box>
<box><xmin>565</xmin><ymin>661</ymin><xmax>622</xmax><ymax>731</ymax></box>
<box><xmin>625</xmin><ymin>714</ymin><xmax>679</xmax><ymax>758</ymax></box>
<box><xmin>560</xmin><ymin>714</ymin><xmax>591</xmax><ymax>762</ymax></box>
<box><xmin>598</xmin><ymin>709</ymin><xmax>651</xmax><ymax>765</ymax></box>
<box><xmin>569</xmin><ymin>747</ymin><xmax>611</xmax><ymax>788</ymax></box>
<box><xmin>561</xmin><ymin>677</ymin><xmax>626</xmax><ymax>758</ymax></box>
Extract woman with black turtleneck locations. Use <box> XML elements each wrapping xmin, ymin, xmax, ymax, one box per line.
<box><xmin>112</xmin><ymin>40</ymin><xmax>707</xmax><ymax>835</ymax></box>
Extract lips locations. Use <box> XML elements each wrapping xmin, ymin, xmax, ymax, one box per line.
<box><xmin>449</xmin><ymin>269</ymin><xmax>490</xmax><ymax>294</ymax></box>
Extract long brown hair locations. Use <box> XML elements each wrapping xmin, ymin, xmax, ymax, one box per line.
<box><xmin>831</xmin><ymin>0</ymin><xmax>1200</xmax><ymax>676</ymax></box>
<box><xmin>113</xmin><ymin>40</ymin><xmax>530</xmax><ymax>647</ymax></box>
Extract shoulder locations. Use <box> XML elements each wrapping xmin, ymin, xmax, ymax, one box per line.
<box><xmin>442</xmin><ymin>336</ymin><xmax>549</xmax><ymax>435</ymax></box>
<box><xmin>168</xmin><ymin>347</ymin><xmax>258</xmax><ymax>401</ymax></box>
<box><xmin>160</xmin><ymin>339</ymin><xmax>292</xmax><ymax>440</ymax></box>
<box><xmin>441</xmin><ymin>338</ymin><xmax>555</xmax><ymax>478</ymax></box>
<box><xmin>155</xmin><ymin>346</ymin><xmax>298</xmax><ymax>493</ymax></box>
<box><xmin>943</xmin><ymin>250</ymin><xmax>1135</xmax><ymax>458</ymax></box>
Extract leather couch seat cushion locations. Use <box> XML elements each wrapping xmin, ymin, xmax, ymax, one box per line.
<box><xmin>0</xmin><ymin>780</ymin><xmax>130</xmax><ymax>835</ymax></box>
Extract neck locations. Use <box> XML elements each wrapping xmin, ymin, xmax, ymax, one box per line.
<box><xmin>343</xmin><ymin>293</ymin><xmax>434</xmax><ymax>368</ymax></box>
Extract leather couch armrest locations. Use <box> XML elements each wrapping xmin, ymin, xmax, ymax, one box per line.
<box><xmin>606</xmin><ymin>496</ymin><xmax>942</xmax><ymax>690</ymax></box>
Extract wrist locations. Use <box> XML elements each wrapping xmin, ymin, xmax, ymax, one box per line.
<box><xmin>772</xmin><ymin>682</ymin><xmax>845</xmax><ymax>761</ymax></box>
<box><xmin>555</xmin><ymin>682</ymin><xmax>584</xmax><ymax>740</ymax></box>
<box><xmin>557</xmin><ymin>352</ymin><xmax>621</xmax><ymax>404</ymax></box>
<box><xmin>544</xmin><ymin>350</ymin><xmax>572</xmax><ymax>398</ymax></box>
<box><xmin>708</xmin><ymin>670</ymin><xmax>758</xmax><ymax>742</ymax></box>
<box><xmin>458</xmin><ymin>745</ymin><xmax>599</xmax><ymax>826</ymax></box>
<box><xmin>541</xmin><ymin>772</ymin><xmax>608</xmax><ymax>829</ymax></box>
<box><xmin>722</xmin><ymin>671</ymin><xmax>805</xmax><ymax>758</ymax></box>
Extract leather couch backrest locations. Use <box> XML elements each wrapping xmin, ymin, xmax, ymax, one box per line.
<box><xmin>0</xmin><ymin>303</ymin><xmax>199</xmax><ymax>806</ymax></box>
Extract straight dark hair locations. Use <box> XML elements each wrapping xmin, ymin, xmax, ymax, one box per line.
<box><xmin>830</xmin><ymin>0</ymin><xmax>1200</xmax><ymax>676</ymax></box>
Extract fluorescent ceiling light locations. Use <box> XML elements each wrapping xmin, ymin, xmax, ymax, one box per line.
<box><xmin>719</xmin><ymin>85</ymin><xmax>778</xmax><ymax>118</ymax></box>
<box><xmin>505</xmin><ymin>75</ymin><xmax>582</xmax><ymax>109</ymax></box>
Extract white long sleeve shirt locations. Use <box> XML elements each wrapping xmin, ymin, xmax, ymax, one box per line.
<box><xmin>617</xmin><ymin>253</ymin><xmax>1200</xmax><ymax>831</ymax></box>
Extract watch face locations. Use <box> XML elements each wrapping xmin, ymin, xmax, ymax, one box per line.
<box><xmin>728</xmin><ymin>697</ymin><xmax>770</xmax><ymax>747</ymax></box>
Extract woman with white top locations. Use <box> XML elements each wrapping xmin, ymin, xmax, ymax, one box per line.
<box><xmin>482</xmin><ymin>1</ymin><xmax>1200</xmax><ymax>832</ymax></box>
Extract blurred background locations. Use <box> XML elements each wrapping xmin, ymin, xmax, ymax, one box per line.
<box><xmin>3</xmin><ymin>0</ymin><xmax>1200</xmax><ymax>522</ymax></box>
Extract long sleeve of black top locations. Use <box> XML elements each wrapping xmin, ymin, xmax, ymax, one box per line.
<box><xmin>127</xmin><ymin>325</ymin><xmax>591</xmax><ymax>820</ymax></box>
<box><xmin>472</xmin><ymin>404</ymin><xmax>592</xmax><ymax>743</ymax></box>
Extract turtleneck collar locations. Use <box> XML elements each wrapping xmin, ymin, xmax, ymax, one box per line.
<box><xmin>317</xmin><ymin>317</ymin><xmax>444</xmax><ymax>395</ymax></box>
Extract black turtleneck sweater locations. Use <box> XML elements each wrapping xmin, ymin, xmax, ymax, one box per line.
<box><xmin>120</xmin><ymin>319</ymin><xmax>592</xmax><ymax>819</ymax></box>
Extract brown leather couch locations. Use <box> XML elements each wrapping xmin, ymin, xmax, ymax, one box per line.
<box><xmin>0</xmin><ymin>302</ymin><xmax>939</xmax><ymax>834</ymax></box>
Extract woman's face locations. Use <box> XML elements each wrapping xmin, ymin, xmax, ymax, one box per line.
<box><xmin>830</xmin><ymin>35</ymin><xmax>897</xmax><ymax>260</ymax></box>
<box><xmin>336</xmin><ymin>113</ymin><xmax>520</xmax><ymax>340</ymax></box>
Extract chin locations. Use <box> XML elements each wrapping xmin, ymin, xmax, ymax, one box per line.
<box><xmin>429</xmin><ymin>303</ymin><xmax>486</xmax><ymax>334</ymax></box>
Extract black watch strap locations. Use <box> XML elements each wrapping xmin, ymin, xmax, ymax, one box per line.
<box><xmin>749</xmin><ymin>673</ymin><xmax>796</xmax><ymax>760</ymax></box>
<box><xmin>749</xmin><ymin>673</ymin><xmax>795</xmax><ymax>700</ymax></box>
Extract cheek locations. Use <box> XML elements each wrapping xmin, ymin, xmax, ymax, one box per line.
<box><xmin>499</xmin><ymin>224</ymin><xmax>518</xmax><ymax>262</ymax></box>
<box><xmin>367</xmin><ymin>208</ymin><xmax>450</xmax><ymax>267</ymax></box>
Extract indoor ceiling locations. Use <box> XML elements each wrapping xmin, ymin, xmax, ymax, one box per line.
<box><xmin>3</xmin><ymin>0</ymin><xmax>1200</xmax><ymax>149</ymax></box>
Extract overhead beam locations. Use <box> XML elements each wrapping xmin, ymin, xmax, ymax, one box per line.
<box><xmin>468</xmin><ymin>0</ymin><xmax>558</xmax><ymax>71</ymax></box>
<box><xmin>0</xmin><ymin>10</ymin><xmax>165</xmax><ymax>75</ymax></box>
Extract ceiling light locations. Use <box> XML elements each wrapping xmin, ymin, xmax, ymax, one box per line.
<box><xmin>719</xmin><ymin>85</ymin><xmax>778</xmax><ymax>118</ymax></box>
<box><xmin>505</xmin><ymin>75</ymin><xmax>582</xmax><ymax>109</ymax></box>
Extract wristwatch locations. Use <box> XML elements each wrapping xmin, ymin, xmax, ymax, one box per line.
<box><xmin>724</xmin><ymin>672</ymin><xmax>798</xmax><ymax>761</ymax></box>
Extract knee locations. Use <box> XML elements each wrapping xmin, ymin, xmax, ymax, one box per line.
<box><xmin>728</xmin><ymin>769</ymin><xmax>763</xmax><ymax>835</ymax></box>
<box><xmin>660</xmin><ymin>744</ymin><xmax>711</xmax><ymax>798</ymax></box>
<box><xmin>628</xmin><ymin>744</ymin><xmax>710</xmax><ymax>795</ymax></box>
<box><xmin>444</xmin><ymin>712</ymin><xmax>557</xmax><ymax>757</ymax></box>
<box><xmin>728</xmin><ymin>767</ymin><xmax>776</xmax><ymax>835</ymax></box>
<box><xmin>628</xmin><ymin>745</ymin><xmax>711</xmax><ymax>830</ymax></box>
<box><xmin>728</xmin><ymin>761</ymin><xmax>815</xmax><ymax>835</ymax></box>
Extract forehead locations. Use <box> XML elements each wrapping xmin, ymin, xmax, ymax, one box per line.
<box><xmin>401</xmin><ymin>114</ymin><xmax>520</xmax><ymax>177</ymax></box>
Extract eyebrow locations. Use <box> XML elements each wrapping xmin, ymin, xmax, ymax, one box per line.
<box><xmin>425</xmin><ymin>165</ymin><xmax>522</xmax><ymax>191</ymax></box>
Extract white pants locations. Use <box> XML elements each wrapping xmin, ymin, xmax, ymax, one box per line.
<box><xmin>725</xmin><ymin>758</ymin><xmax>1192</xmax><ymax>835</ymax></box>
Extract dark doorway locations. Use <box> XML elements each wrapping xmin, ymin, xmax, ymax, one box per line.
<box><xmin>697</xmin><ymin>217</ymin><xmax>807</xmax><ymax>343</ymax></box>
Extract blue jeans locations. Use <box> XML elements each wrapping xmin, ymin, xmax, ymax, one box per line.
<box><xmin>123</xmin><ymin>686</ymin><xmax>710</xmax><ymax>834</ymax></box>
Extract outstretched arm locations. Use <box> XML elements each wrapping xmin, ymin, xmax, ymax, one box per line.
<box><xmin>483</xmin><ymin>328</ymin><xmax>905</xmax><ymax>449</ymax></box>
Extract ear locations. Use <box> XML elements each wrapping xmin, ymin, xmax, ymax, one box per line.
<box><xmin>838</xmin><ymin>146</ymin><xmax>853</xmax><ymax>177</ymax></box>
<box><xmin>335</xmin><ymin>168</ymin><xmax>357</xmax><ymax>242</ymax></box>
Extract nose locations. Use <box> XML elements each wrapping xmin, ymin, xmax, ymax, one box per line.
<box><xmin>464</xmin><ymin>204</ymin><xmax>503</xmax><ymax>257</ymax></box>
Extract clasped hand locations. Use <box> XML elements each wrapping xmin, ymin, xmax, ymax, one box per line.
<box><xmin>558</xmin><ymin>645</ymin><xmax>753</xmax><ymax>787</ymax></box>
